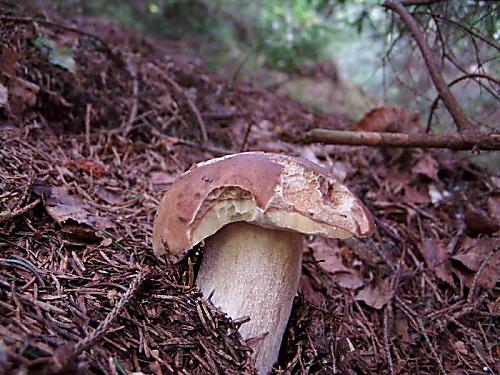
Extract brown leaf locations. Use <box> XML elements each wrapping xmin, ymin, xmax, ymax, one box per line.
<box><xmin>61</xmin><ymin>223</ymin><xmax>100</xmax><ymax>242</ymax></box>
<box><xmin>44</xmin><ymin>185</ymin><xmax>113</xmax><ymax>230</ymax></box>
<box><xmin>412</xmin><ymin>154</ymin><xmax>439</xmax><ymax>181</ymax></box>
<box><xmin>309</xmin><ymin>240</ymin><xmax>350</xmax><ymax>274</ymax></box>
<box><xmin>355</xmin><ymin>278</ymin><xmax>392</xmax><ymax>309</ymax></box>
<box><xmin>309</xmin><ymin>239</ymin><xmax>365</xmax><ymax>289</ymax></box>
<box><xmin>79</xmin><ymin>159</ymin><xmax>105</xmax><ymax>177</ymax></box>
<box><xmin>420</xmin><ymin>239</ymin><xmax>454</xmax><ymax>285</ymax></box>
<box><xmin>299</xmin><ymin>274</ymin><xmax>324</xmax><ymax>305</ymax></box>
<box><xmin>66</xmin><ymin>159</ymin><xmax>105</xmax><ymax>178</ymax></box>
<box><xmin>352</xmin><ymin>106</ymin><xmax>422</xmax><ymax>133</ymax></box>
<box><xmin>452</xmin><ymin>237</ymin><xmax>499</xmax><ymax>289</ymax></box>
<box><xmin>332</xmin><ymin>272</ymin><xmax>364</xmax><ymax>289</ymax></box>
<box><xmin>404</xmin><ymin>185</ymin><xmax>430</xmax><ymax>205</ymax></box>
<box><xmin>96</xmin><ymin>187</ymin><xmax>122</xmax><ymax>205</ymax></box>
<box><xmin>464</xmin><ymin>207</ymin><xmax>499</xmax><ymax>234</ymax></box>
<box><xmin>488</xmin><ymin>194</ymin><xmax>500</xmax><ymax>221</ymax></box>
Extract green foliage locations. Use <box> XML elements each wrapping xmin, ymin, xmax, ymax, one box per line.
<box><xmin>255</xmin><ymin>0</ymin><xmax>333</xmax><ymax>71</ymax></box>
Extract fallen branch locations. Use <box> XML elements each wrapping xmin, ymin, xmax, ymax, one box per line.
<box><xmin>304</xmin><ymin>129</ymin><xmax>500</xmax><ymax>150</ymax></box>
<box><xmin>383</xmin><ymin>1</ymin><xmax>474</xmax><ymax>133</ymax></box>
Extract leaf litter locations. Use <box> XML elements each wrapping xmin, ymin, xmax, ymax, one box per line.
<box><xmin>0</xmin><ymin>3</ymin><xmax>499</xmax><ymax>375</ymax></box>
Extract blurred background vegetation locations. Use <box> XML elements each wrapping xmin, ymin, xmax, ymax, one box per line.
<box><xmin>36</xmin><ymin>0</ymin><xmax>499</xmax><ymax>135</ymax></box>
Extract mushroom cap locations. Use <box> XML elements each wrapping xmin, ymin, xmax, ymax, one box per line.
<box><xmin>152</xmin><ymin>152</ymin><xmax>375</xmax><ymax>261</ymax></box>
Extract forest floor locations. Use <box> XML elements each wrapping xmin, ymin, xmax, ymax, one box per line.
<box><xmin>0</xmin><ymin>3</ymin><xmax>499</xmax><ymax>375</ymax></box>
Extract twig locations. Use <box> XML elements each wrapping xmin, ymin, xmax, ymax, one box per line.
<box><xmin>0</xmin><ymin>198</ymin><xmax>41</xmax><ymax>223</ymax></box>
<box><xmin>383</xmin><ymin>1</ymin><xmax>474</xmax><ymax>133</ymax></box>
<box><xmin>85</xmin><ymin>103</ymin><xmax>91</xmax><ymax>153</ymax></box>
<box><xmin>429</xmin><ymin>12</ymin><xmax>500</xmax><ymax>52</ymax></box>
<box><xmin>443</xmin><ymin>52</ymin><xmax>500</xmax><ymax>104</ymax></box>
<box><xmin>240</xmin><ymin>122</ymin><xmax>254</xmax><ymax>152</ymax></box>
<box><xmin>303</xmin><ymin>129</ymin><xmax>500</xmax><ymax>150</ymax></box>
<box><xmin>147</xmin><ymin>63</ymin><xmax>208</xmax><ymax>146</ymax></box>
<box><xmin>125</xmin><ymin>58</ymin><xmax>139</xmax><ymax>134</ymax></box>
<box><xmin>426</xmin><ymin>73</ymin><xmax>500</xmax><ymax>131</ymax></box>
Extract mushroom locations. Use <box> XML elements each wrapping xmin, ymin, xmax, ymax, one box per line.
<box><xmin>152</xmin><ymin>152</ymin><xmax>374</xmax><ymax>374</ymax></box>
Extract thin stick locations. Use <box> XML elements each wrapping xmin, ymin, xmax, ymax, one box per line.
<box><xmin>125</xmin><ymin>58</ymin><xmax>139</xmax><ymax>134</ymax></box>
<box><xmin>240</xmin><ymin>122</ymin><xmax>254</xmax><ymax>152</ymax></box>
<box><xmin>304</xmin><ymin>129</ymin><xmax>500</xmax><ymax>150</ymax></box>
<box><xmin>85</xmin><ymin>103</ymin><xmax>91</xmax><ymax>153</ymax></box>
<box><xmin>0</xmin><ymin>198</ymin><xmax>41</xmax><ymax>223</ymax></box>
<box><xmin>383</xmin><ymin>1</ymin><xmax>474</xmax><ymax>132</ymax></box>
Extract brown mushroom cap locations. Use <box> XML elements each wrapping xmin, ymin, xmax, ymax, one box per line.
<box><xmin>152</xmin><ymin>152</ymin><xmax>375</xmax><ymax>261</ymax></box>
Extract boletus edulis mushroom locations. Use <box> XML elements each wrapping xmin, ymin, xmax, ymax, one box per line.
<box><xmin>152</xmin><ymin>152</ymin><xmax>375</xmax><ymax>374</ymax></box>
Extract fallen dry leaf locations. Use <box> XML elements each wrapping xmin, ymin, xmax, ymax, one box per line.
<box><xmin>420</xmin><ymin>238</ymin><xmax>454</xmax><ymax>285</ymax></box>
<box><xmin>452</xmin><ymin>237</ymin><xmax>499</xmax><ymax>289</ymax></box>
<box><xmin>43</xmin><ymin>185</ymin><xmax>113</xmax><ymax>230</ymax></box>
<box><xmin>488</xmin><ymin>195</ymin><xmax>500</xmax><ymax>221</ymax></box>
<box><xmin>404</xmin><ymin>185</ymin><xmax>430</xmax><ymax>205</ymax></box>
<box><xmin>66</xmin><ymin>159</ymin><xmax>105</xmax><ymax>178</ymax></box>
<box><xmin>412</xmin><ymin>154</ymin><xmax>439</xmax><ymax>181</ymax></box>
<box><xmin>309</xmin><ymin>239</ymin><xmax>365</xmax><ymax>289</ymax></box>
<box><xmin>96</xmin><ymin>187</ymin><xmax>122</xmax><ymax>205</ymax></box>
<box><xmin>355</xmin><ymin>277</ymin><xmax>392</xmax><ymax>309</ymax></box>
<box><xmin>309</xmin><ymin>240</ymin><xmax>351</xmax><ymax>274</ymax></box>
<box><xmin>464</xmin><ymin>207</ymin><xmax>500</xmax><ymax>234</ymax></box>
<box><xmin>332</xmin><ymin>272</ymin><xmax>364</xmax><ymax>289</ymax></box>
<box><xmin>352</xmin><ymin>106</ymin><xmax>422</xmax><ymax>133</ymax></box>
<box><xmin>79</xmin><ymin>159</ymin><xmax>105</xmax><ymax>177</ymax></box>
<box><xmin>299</xmin><ymin>274</ymin><xmax>325</xmax><ymax>305</ymax></box>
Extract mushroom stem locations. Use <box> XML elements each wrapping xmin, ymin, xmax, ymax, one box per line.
<box><xmin>196</xmin><ymin>222</ymin><xmax>303</xmax><ymax>374</ymax></box>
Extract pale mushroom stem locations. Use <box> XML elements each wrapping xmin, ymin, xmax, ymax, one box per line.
<box><xmin>196</xmin><ymin>222</ymin><xmax>303</xmax><ymax>374</ymax></box>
